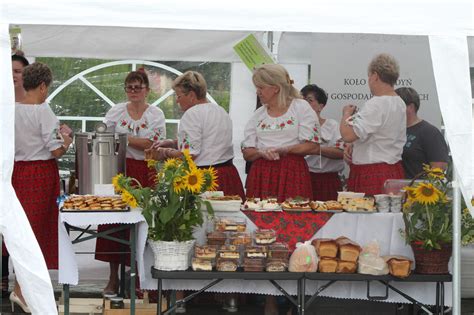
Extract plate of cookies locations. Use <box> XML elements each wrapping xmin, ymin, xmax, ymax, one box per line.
<box><xmin>60</xmin><ymin>195</ymin><xmax>129</xmax><ymax>212</ymax></box>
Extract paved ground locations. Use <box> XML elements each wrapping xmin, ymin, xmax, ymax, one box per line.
<box><xmin>1</xmin><ymin>280</ymin><xmax>474</xmax><ymax>314</ymax></box>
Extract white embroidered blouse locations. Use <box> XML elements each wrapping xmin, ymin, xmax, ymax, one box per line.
<box><xmin>305</xmin><ymin>118</ymin><xmax>345</xmax><ymax>173</ymax></box>
<box><xmin>15</xmin><ymin>102</ymin><xmax>64</xmax><ymax>161</ymax></box>
<box><xmin>348</xmin><ymin>95</ymin><xmax>406</xmax><ymax>165</ymax></box>
<box><xmin>177</xmin><ymin>102</ymin><xmax>234</xmax><ymax>166</ymax></box>
<box><xmin>104</xmin><ymin>102</ymin><xmax>166</xmax><ymax>160</ymax></box>
<box><xmin>241</xmin><ymin>98</ymin><xmax>321</xmax><ymax>150</ymax></box>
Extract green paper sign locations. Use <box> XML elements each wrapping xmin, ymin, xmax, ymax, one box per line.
<box><xmin>233</xmin><ymin>34</ymin><xmax>275</xmax><ymax>72</ymax></box>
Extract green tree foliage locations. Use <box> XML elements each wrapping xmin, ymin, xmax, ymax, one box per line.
<box><xmin>37</xmin><ymin>57</ymin><xmax>231</xmax><ymax>174</ymax></box>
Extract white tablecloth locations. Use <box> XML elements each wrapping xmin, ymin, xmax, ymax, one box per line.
<box><xmin>58</xmin><ymin>209</ymin><xmax>147</xmax><ymax>285</ymax></box>
<box><xmin>138</xmin><ymin>212</ymin><xmax>452</xmax><ymax>306</ymax></box>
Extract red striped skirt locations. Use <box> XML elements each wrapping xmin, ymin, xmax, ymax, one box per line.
<box><xmin>245</xmin><ymin>155</ymin><xmax>312</xmax><ymax>203</ymax></box>
<box><xmin>310</xmin><ymin>172</ymin><xmax>341</xmax><ymax>201</ymax></box>
<box><xmin>348</xmin><ymin>161</ymin><xmax>405</xmax><ymax>195</ymax></box>
<box><xmin>95</xmin><ymin>158</ymin><xmax>154</xmax><ymax>264</ymax></box>
<box><xmin>2</xmin><ymin>160</ymin><xmax>59</xmax><ymax>269</ymax></box>
<box><xmin>202</xmin><ymin>164</ymin><xmax>245</xmax><ymax>201</ymax></box>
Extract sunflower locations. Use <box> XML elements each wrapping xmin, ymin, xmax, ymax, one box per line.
<box><xmin>183</xmin><ymin>168</ymin><xmax>205</xmax><ymax>193</ymax></box>
<box><xmin>422</xmin><ymin>164</ymin><xmax>445</xmax><ymax>180</ymax></box>
<box><xmin>146</xmin><ymin>159</ymin><xmax>157</xmax><ymax>169</ymax></box>
<box><xmin>163</xmin><ymin>158</ymin><xmax>180</xmax><ymax>171</ymax></box>
<box><xmin>202</xmin><ymin>167</ymin><xmax>219</xmax><ymax>191</ymax></box>
<box><xmin>173</xmin><ymin>176</ymin><xmax>186</xmax><ymax>194</ymax></box>
<box><xmin>121</xmin><ymin>190</ymin><xmax>138</xmax><ymax>208</ymax></box>
<box><xmin>182</xmin><ymin>149</ymin><xmax>197</xmax><ymax>170</ymax></box>
<box><xmin>414</xmin><ymin>183</ymin><xmax>442</xmax><ymax>205</ymax></box>
<box><xmin>403</xmin><ymin>186</ymin><xmax>417</xmax><ymax>201</ymax></box>
<box><xmin>112</xmin><ymin>173</ymin><xmax>124</xmax><ymax>192</ymax></box>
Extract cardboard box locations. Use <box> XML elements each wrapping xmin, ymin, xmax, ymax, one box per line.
<box><xmin>58</xmin><ymin>298</ymin><xmax>103</xmax><ymax>315</ymax></box>
<box><xmin>103</xmin><ymin>298</ymin><xmax>167</xmax><ymax>315</ymax></box>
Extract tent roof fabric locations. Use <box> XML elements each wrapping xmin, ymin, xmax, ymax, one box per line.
<box><xmin>2</xmin><ymin>0</ymin><xmax>473</xmax><ymax>36</ymax></box>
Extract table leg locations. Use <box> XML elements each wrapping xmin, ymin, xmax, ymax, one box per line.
<box><xmin>64</xmin><ymin>284</ymin><xmax>69</xmax><ymax>315</ymax></box>
<box><xmin>130</xmin><ymin>224</ymin><xmax>136</xmax><ymax>315</ymax></box>
<box><xmin>157</xmin><ymin>279</ymin><xmax>163</xmax><ymax>315</ymax></box>
<box><xmin>435</xmin><ymin>282</ymin><xmax>440</xmax><ymax>314</ymax></box>
<box><xmin>440</xmin><ymin>282</ymin><xmax>445</xmax><ymax>315</ymax></box>
<box><xmin>301</xmin><ymin>277</ymin><xmax>305</xmax><ymax>315</ymax></box>
<box><xmin>120</xmin><ymin>227</ymin><xmax>126</xmax><ymax>298</ymax></box>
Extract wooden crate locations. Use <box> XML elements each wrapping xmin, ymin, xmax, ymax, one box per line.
<box><xmin>103</xmin><ymin>298</ymin><xmax>167</xmax><ymax>315</ymax></box>
<box><xmin>58</xmin><ymin>298</ymin><xmax>103</xmax><ymax>315</ymax></box>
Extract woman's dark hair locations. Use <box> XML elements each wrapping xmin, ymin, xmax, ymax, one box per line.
<box><xmin>300</xmin><ymin>84</ymin><xmax>328</xmax><ymax>105</ymax></box>
<box><xmin>12</xmin><ymin>54</ymin><xmax>29</xmax><ymax>67</ymax></box>
<box><xmin>22</xmin><ymin>62</ymin><xmax>52</xmax><ymax>91</ymax></box>
<box><xmin>395</xmin><ymin>87</ymin><xmax>421</xmax><ymax>112</ymax></box>
<box><xmin>125</xmin><ymin>69</ymin><xmax>149</xmax><ymax>88</ymax></box>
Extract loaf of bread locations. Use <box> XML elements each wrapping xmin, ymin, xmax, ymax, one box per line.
<box><xmin>336</xmin><ymin>236</ymin><xmax>361</xmax><ymax>262</ymax></box>
<box><xmin>384</xmin><ymin>256</ymin><xmax>413</xmax><ymax>278</ymax></box>
<box><xmin>311</xmin><ymin>238</ymin><xmax>338</xmax><ymax>258</ymax></box>
<box><xmin>336</xmin><ymin>260</ymin><xmax>357</xmax><ymax>273</ymax></box>
<box><xmin>318</xmin><ymin>257</ymin><xmax>338</xmax><ymax>273</ymax></box>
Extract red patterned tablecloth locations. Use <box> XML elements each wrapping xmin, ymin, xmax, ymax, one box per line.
<box><xmin>242</xmin><ymin>211</ymin><xmax>334</xmax><ymax>251</ymax></box>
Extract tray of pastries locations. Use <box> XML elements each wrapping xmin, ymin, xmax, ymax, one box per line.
<box><xmin>309</xmin><ymin>201</ymin><xmax>343</xmax><ymax>212</ymax></box>
<box><xmin>241</xmin><ymin>198</ymin><xmax>281</xmax><ymax>212</ymax></box>
<box><xmin>339</xmin><ymin>197</ymin><xmax>376</xmax><ymax>212</ymax></box>
<box><xmin>201</xmin><ymin>191</ymin><xmax>243</xmax><ymax>212</ymax></box>
<box><xmin>61</xmin><ymin>195</ymin><xmax>129</xmax><ymax>212</ymax></box>
<box><xmin>281</xmin><ymin>198</ymin><xmax>312</xmax><ymax>212</ymax></box>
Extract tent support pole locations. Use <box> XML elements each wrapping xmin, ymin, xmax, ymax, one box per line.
<box><xmin>453</xmin><ymin>166</ymin><xmax>461</xmax><ymax>315</ymax></box>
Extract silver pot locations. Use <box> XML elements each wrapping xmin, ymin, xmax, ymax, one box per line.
<box><xmin>75</xmin><ymin>131</ymin><xmax>127</xmax><ymax>195</ymax></box>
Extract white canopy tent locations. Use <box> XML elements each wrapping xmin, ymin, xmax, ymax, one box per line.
<box><xmin>1</xmin><ymin>0</ymin><xmax>473</xmax><ymax>314</ymax></box>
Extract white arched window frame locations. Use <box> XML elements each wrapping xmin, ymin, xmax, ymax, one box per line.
<box><xmin>46</xmin><ymin>59</ymin><xmax>218</xmax><ymax>131</ymax></box>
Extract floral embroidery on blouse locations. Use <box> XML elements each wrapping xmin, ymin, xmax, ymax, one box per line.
<box><xmin>50</xmin><ymin>127</ymin><xmax>59</xmax><ymax>142</ymax></box>
<box><xmin>308</xmin><ymin>125</ymin><xmax>321</xmax><ymax>143</ymax></box>
<box><xmin>258</xmin><ymin>116</ymin><xmax>296</xmax><ymax>131</ymax></box>
<box><xmin>149</xmin><ymin>127</ymin><xmax>164</xmax><ymax>141</ymax></box>
<box><xmin>120</xmin><ymin>118</ymin><xmax>149</xmax><ymax>135</ymax></box>
<box><xmin>345</xmin><ymin>113</ymin><xmax>360</xmax><ymax>126</ymax></box>
<box><xmin>179</xmin><ymin>134</ymin><xmax>194</xmax><ymax>150</ymax></box>
<box><xmin>335</xmin><ymin>138</ymin><xmax>345</xmax><ymax>150</ymax></box>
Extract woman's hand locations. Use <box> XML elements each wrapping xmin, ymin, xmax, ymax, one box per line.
<box><xmin>342</xmin><ymin>104</ymin><xmax>357</xmax><ymax>118</ymax></box>
<box><xmin>60</xmin><ymin>123</ymin><xmax>73</xmax><ymax>137</ymax></box>
<box><xmin>145</xmin><ymin>147</ymin><xmax>168</xmax><ymax>161</ymax></box>
<box><xmin>150</xmin><ymin>139</ymin><xmax>176</xmax><ymax>150</ymax></box>
<box><xmin>259</xmin><ymin>148</ymin><xmax>280</xmax><ymax>161</ymax></box>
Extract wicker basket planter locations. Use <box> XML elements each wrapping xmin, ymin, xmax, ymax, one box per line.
<box><xmin>148</xmin><ymin>239</ymin><xmax>195</xmax><ymax>271</ymax></box>
<box><xmin>411</xmin><ymin>242</ymin><xmax>452</xmax><ymax>274</ymax></box>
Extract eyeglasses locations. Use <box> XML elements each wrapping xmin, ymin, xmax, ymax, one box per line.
<box><xmin>175</xmin><ymin>92</ymin><xmax>189</xmax><ymax>99</ymax></box>
<box><xmin>124</xmin><ymin>85</ymin><xmax>146</xmax><ymax>93</ymax></box>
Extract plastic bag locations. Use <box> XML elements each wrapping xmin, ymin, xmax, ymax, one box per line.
<box><xmin>357</xmin><ymin>240</ymin><xmax>389</xmax><ymax>275</ymax></box>
<box><xmin>289</xmin><ymin>241</ymin><xmax>318</xmax><ymax>272</ymax></box>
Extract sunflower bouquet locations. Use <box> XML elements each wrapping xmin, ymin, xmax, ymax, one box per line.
<box><xmin>113</xmin><ymin>149</ymin><xmax>217</xmax><ymax>241</ymax></box>
<box><xmin>401</xmin><ymin>165</ymin><xmax>452</xmax><ymax>250</ymax></box>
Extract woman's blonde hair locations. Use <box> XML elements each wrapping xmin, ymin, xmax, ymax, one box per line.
<box><xmin>172</xmin><ymin>71</ymin><xmax>207</xmax><ymax>99</ymax></box>
<box><xmin>368</xmin><ymin>53</ymin><xmax>400</xmax><ymax>86</ymax></box>
<box><xmin>252</xmin><ymin>64</ymin><xmax>301</xmax><ymax>108</ymax></box>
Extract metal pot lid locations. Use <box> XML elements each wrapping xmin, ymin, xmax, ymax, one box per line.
<box><xmin>95</xmin><ymin>122</ymin><xmax>108</xmax><ymax>133</ymax></box>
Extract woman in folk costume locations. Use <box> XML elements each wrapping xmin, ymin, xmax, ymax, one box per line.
<box><xmin>242</xmin><ymin>64</ymin><xmax>321</xmax><ymax>202</ymax></box>
<box><xmin>148</xmin><ymin>70</ymin><xmax>245</xmax><ymax>200</ymax></box>
<box><xmin>340</xmin><ymin>53</ymin><xmax>406</xmax><ymax>194</ymax></box>
<box><xmin>9</xmin><ymin>62</ymin><xmax>73</xmax><ymax>312</ymax></box>
<box><xmin>301</xmin><ymin>84</ymin><xmax>344</xmax><ymax>201</ymax></box>
<box><xmin>95</xmin><ymin>69</ymin><xmax>166</xmax><ymax>295</ymax></box>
